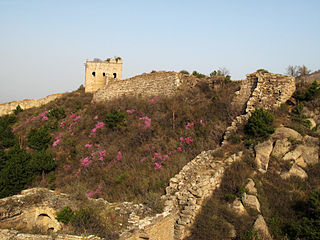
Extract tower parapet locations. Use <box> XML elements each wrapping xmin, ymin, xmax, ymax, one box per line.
<box><xmin>85</xmin><ymin>57</ymin><xmax>122</xmax><ymax>93</ymax></box>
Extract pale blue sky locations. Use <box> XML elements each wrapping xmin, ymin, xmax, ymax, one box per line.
<box><xmin>0</xmin><ymin>0</ymin><xmax>319</xmax><ymax>103</ymax></box>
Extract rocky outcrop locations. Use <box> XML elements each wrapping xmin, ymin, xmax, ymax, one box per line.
<box><xmin>0</xmin><ymin>188</ymin><xmax>156</xmax><ymax>239</ymax></box>
<box><xmin>281</xmin><ymin>164</ymin><xmax>308</xmax><ymax>179</ymax></box>
<box><xmin>242</xmin><ymin>193</ymin><xmax>261</xmax><ymax>212</ymax></box>
<box><xmin>230</xmin><ymin>199</ymin><xmax>247</xmax><ymax>215</ymax></box>
<box><xmin>253</xmin><ymin>215</ymin><xmax>272</xmax><ymax>240</ymax></box>
<box><xmin>272</xmin><ymin>139</ymin><xmax>291</xmax><ymax>158</ymax></box>
<box><xmin>245</xmin><ymin>178</ymin><xmax>257</xmax><ymax>195</ymax></box>
<box><xmin>255</xmin><ymin>140</ymin><xmax>273</xmax><ymax>173</ymax></box>
<box><xmin>0</xmin><ymin>93</ymin><xmax>62</xmax><ymax>117</ymax></box>
<box><xmin>254</xmin><ymin>127</ymin><xmax>319</xmax><ymax>178</ymax></box>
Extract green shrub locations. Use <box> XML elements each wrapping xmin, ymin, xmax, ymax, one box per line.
<box><xmin>285</xmin><ymin>191</ymin><xmax>320</xmax><ymax>240</ymax></box>
<box><xmin>56</xmin><ymin>206</ymin><xmax>74</xmax><ymax>224</ymax></box>
<box><xmin>115</xmin><ymin>173</ymin><xmax>127</xmax><ymax>184</ymax></box>
<box><xmin>256</xmin><ymin>69</ymin><xmax>269</xmax><ymax>73</ymax></box>
<box><xmin>192</xmin><ymin>71</ymin><xmax>206</xmax><ymax>78</ymax></box>
<box><xmin>48</xmin><ymin>171</ymin><xmax>56</xmax><ymax>184</ymax></box>
<box><xmin>293</xmin><ymin>80</ymin><xmax>320</xmax><ymax>102</ymax></box>
<box><xmin>0</xmin><ymin>147</ymin><xmax>32</xmax><ymax>198</ymax></box>
<box><xmin>29</xmin><ymin>150</ymin><xmax>56</xmax><ymax>174</ymax></box>
<box><xmin>294</xmin><ymin>102</ymin><xmax>304</xmax><ymax>115</ymax></box>
<box><xmin>105</xmin><ymin>110</ymin><xmax>127</xmax><ymax>129</ymax></box>
<box><xmin>0</xmin><ymin>115</ymin><xmax>17</xmax><ymax>149</ymax></box>
<box><xmin>47</xmin><ymin>107</ymin><xmax>66</xmax><ymax>120</ymax></box>
<box><xmin>13</xmin><ymin>105</ymin><xmax>23</xmax><ymax>115</ymax></box>
<box><xmin>236</xmin><ymin>186</ymin><xmax>246</xmax><ymax>198</ymax></box>
<box><xmin>27</xmin><ymin>127</ymin><xmax>51</xmax><ymax>150</ymax></box>
<box><xmin>179</xmin><ymin>70</ymin><xmax>189</xmax><ymax>75</ymax></box>
<box><xmin>43</xmin><ymin>121</ymin><xmax>59</xmax><ymax>132</ymax></box>
<box><xmin>245</xmin><ymin>109</ymin><xmax>275</xmax><ymax>139</ymax></box>
<box><xmin>230</xmin><ymin>135</ymin><xmax>240</xmax><ymax>144</ymax></box>
<box><xmin>224</xmin><ymin>193</ymin><xmax>236</xmax><ymax>202</ymax></box>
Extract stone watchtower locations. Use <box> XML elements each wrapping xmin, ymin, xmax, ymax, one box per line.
<box><xmin>85</xmin><ymin>57</ymin><xmax>122</xmax><ymax>93</ymax></box>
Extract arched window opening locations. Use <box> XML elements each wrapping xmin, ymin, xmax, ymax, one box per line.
<box><xmin>113</xmin><ymin>73</ymin><xmax>117</xmax><ymax>78</ymax></box>
<box><xmin>103</xmin><ymin>72</ymin><xmax>106</xmax><ymax>77</ymax></box>
<box><xmin>92</xmin><ymin>72</ymin><xmax>96</xmax><ymax>77</ymax></box>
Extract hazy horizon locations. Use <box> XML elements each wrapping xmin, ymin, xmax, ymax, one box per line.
<box><xmin>1</xmin><ymin>0</ymin><xmax>319</xmax><ymax>103</ymax></box>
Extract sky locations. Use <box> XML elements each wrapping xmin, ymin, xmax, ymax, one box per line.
<box><xmin>0</xmin><ymin>0</ymin><xmax>319</xmax><ymax>103</ymax></box>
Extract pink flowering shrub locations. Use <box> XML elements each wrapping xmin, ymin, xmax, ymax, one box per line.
<box><xmin>91</xmin><ymin>121</ymin><xmax>105</xmax><ymax>134</ymax></box>
<box><xmin>139</xmin><ymin>116</ymin><xmax>151</xmax><ymax>129</ymax></box>
<box><xmin>185</xmin><ymin>121</ymin><xmax>194</xmax><ymax>129</ymax></box>
<box><xmin>86</xmin><ymin>185</ymin><xmax>102</xmax><ymax>198</ymax></box>
<box><xmin>126</xmin><ymin>109</ymin><xmax>135</xmax><ymax>114</ymax></box>
<box><xmin>81</xmin><ymin>157</ymin><xmax>92</xmax><ymax>167</ymax></box>
<box><xmin>63</xmin><ymin>165</ymin><xmax>71</xmax><ymax>171</ymax></box>
<box><xmin>154</xmin><ymin>162</ymin><xmax>162</xmax><ymax>170</ymax></box>
<box><xmin>52</xmin><ymin>137</ymin><xmax>61</xmax><ymax>147</ymax></box>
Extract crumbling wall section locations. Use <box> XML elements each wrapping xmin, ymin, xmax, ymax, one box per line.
<box><xmin>93</xmin><ymin>71</ymin><xmax>200</xmax><ymax>102</ymax></box>
<box><xmin>0</xmin><ymin>93</ymin><xmax>62</xmax><ymax>117</ymax></box>
<box><xmin>93</xmin><ymin>71</ymin><xmax>181</xmax><ymax>102</ymax></box>
<box><xmin>223</xmin><ymin>72</ymin><xmax>295</xmax><ymax>145</ymax></box>
<box><xmin>161</xmin><ymin>150</ymin><xmax>243</xmax><ymax>239</ymax></box>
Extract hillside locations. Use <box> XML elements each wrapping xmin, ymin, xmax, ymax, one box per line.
<box><xmin>0</xmin><ymin>71</ymin><xmax>319</xmax><ymax>240</ymax></box>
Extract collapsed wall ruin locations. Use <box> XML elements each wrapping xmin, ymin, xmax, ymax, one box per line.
<box><xmin>0</xmin><ymin>93</ymin><xmax>62</xmax><ymax>117</ymax></box>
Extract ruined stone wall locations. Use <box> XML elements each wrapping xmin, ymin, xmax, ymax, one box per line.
<box><xmin>223</xmin><ymin>72</ymin><xmax>296</xmax><ymax>145</ymax></box>
<box><xmin>85</xmin><ymin>58</ymin><xmax>122</xmax><ymax>93</ymax></box>
<box><xmin>0</xmin><ymin>229</ymin><xmax>102</xmax><ymax>240</ymax></box>
<box><xmin>232</xmin><ymin>78</ymin><xmax>257</xmax><ymax>112</ymax></box>
<box><xmin>245</xmin><ymin>72</ymin><xmax>295</xmax><ymax>112</ymax></box>
<box><xmin>93</xmin><ymin>71</ymin><xmax>184</xmax><ymax>102</ymax></box>
<box><xmin>0</xmin><ymin>93</ymin><xmax>62</xmax><ymax>117</ymax></box>
<box><xmin>162</xmin><ymin>150</ymin><xmax>243</xmax><ymax>239</ymax></box>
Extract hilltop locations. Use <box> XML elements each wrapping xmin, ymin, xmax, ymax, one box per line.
<box><xmin>0</xmin><ymin>70</ymin><xmax>319</xmax><ymax>240</ymax></box>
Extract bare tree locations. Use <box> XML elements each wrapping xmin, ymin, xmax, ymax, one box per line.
<box><xmin>286</xmin><ymin>65</ymin><xmax>299</xmax><ymax>77</ymax></box>
<box><xmin>298</xmin><ymin>65</ymin><xmax>311</xmax><ymax>77</ymax></box>
<box><xmin>210</xmin><ymin>67</ymin><xmax>230</xmax><ymax>77</ymax></box>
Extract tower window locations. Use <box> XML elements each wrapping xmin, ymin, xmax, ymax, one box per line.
<box><xmin>92</xmin><ymin>72</ymin><xmax>96</xmax><ymax>77</ymax></box>
<box><xmin>113</xmin><ymin>73</ymin><xmax>117</xmax><ymax>78</ymax></box>
<box><xmin>103</xmin><ymin>72</ymin><xmax>106</xmax><ymax>77</ymax></box>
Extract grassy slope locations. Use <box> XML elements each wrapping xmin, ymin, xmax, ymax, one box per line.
<box><xmin>11</xmin><ymin>80</ymin><xmax>239</xmax><ymax>211</ymax></box>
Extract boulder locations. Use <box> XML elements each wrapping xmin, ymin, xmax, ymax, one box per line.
<box><xmin>281</xmin><ymin>164</ymin><xmax>308</xmax><ymax>179</ymax></box>
<box><xmin>231</xmin><ymin>199</ymin><xmax>247</xmax><ymax>215</ymax></box>
<box><xmin>272</xmin><ymin>139</ymin><xmax>291</xmax><ymax>158</ymax></box>
<box><xmin>255</xmin><ymin>140</ymin><xmax>273</xmax><ymax>173</ymax></box>
<box><xmin>272</xmin><ymin>127</ymin><xmax>303</xmax><ymax>141</ymax></box>
<box><xmin>296</xmin><ymin>144</ymin><xmax>318</xmax><ymax>165</ymax></box>
<box><xmin>296</xmin><ymin>156</ymin><xmax>307</xmax><ymax>168</ymax></box>
<box><xmin>245</xmin><ymin>178</ymin><xmax>257</xmax><ymax>195</ymax></box>
<box><xmin>226</xmin><ymin>222</ymin><xmax>237</xmax><ymax>238</ymax></box>
<box><xmin>253</xmin><ymin>215</ymin><xmax>272</xmax><ymax>240</ymax></box>
<box><xmin>283</xmin><ymin>148</ymin><xmax>302</xmax><ymax>161</ymax></box>
<box><xmin>242</xmin><ymin>193</ymin><xmax>260</xmax><ymax>212</ymax></box>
